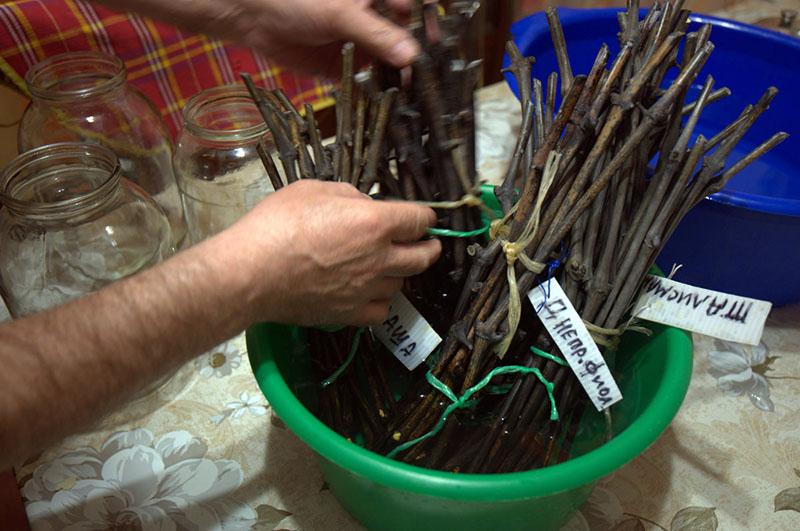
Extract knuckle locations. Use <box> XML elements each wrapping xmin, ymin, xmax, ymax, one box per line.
<box><xmin>419</xmin><ymin>244</ymin><xmax>440</xmax><ymax>270</ymax></box>
<box><xmin>333</xmin><ymin>181</ymin><xmax>358</xmax><ymax>195</ymax></box>
<box><xmin>419</xmin><ymin>252</ymin><xmax>433</xmax><ymax>271</ymax></box>
<box><xmin>403</xmin><ymin>253</ymin><xmax>426</xmax><ymax>275</ymax></box>
<box><xmin>359</xmin><ymin>207</ymin><xmax>386</xmax><ymax>234</ymax></box>
<box><xmin>292</xmin><ymin>179</ymin><xmax>315</xmax><ymax>192</ymax></box>
<box><xmin>422</xmin><ymin>206</ymin><xmax>437</xmax><ymax>225</ymax></box>
<box><xmin>429</xmin><ymin>239</ymin><xmax>443</xmax><ymax>259</ymax></box>
<box><xmin>407</xmin><ymin>205</ymin><xmax>433</xmax><ymax>237</ymax></box>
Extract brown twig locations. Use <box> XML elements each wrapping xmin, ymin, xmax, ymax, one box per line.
<box><xmin>256</xmin><ymin>139</ymin><xmax>284</xmax><ymax>190</ymax></box>
<box><xmin>546</xmin><ymin>7</ymin><xmax>574</xmax><ymax>98</ymax></box>
<box><xmin>304</xmin><ymin>104</ymin><xmax>334</xmax><ymax>180</ymax></box>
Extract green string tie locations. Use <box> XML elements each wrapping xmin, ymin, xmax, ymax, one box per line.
<box><xmin>426</xmin><ymin>221</ymin><xmax>491</xmax><ymax>239</ymax></box>
<box><xmin>386</xmin><ymin>364</ymin><xmax>560</xmax><ymax>459</ymax></box>
<box><xmin>530</xmin><ymin>346</ymin><xmax>568</xmax><ymax>366</ymax></box>
<box><xmin>321</xmin><ymin>327</ymin><xmax>365</xmax><ymax>387</ymax></box>
<box><xmin>487</xmin><ymin>384</ymin><xmax>514</xmax><ymax>394</ymax></box>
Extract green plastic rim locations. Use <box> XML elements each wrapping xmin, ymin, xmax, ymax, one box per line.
<box><xmin>247</xmin><ymin>324</ymin><xmax>692</xmax><ymax>502</ymax></box>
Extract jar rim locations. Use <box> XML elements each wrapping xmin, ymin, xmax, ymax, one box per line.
<box><xmin>0</xmin><ymin>142</ymin><xmax>121</xmax><ymax>218</ymax></box>
<box><xmin>25</xmin><ymin>51</ymin><xmax>126</xmax><ymax>102</ymax></box>
<box><xmin>182</xmin><ymin>84</ymin><xmax>269</xmax><ymax>142</ymax></box>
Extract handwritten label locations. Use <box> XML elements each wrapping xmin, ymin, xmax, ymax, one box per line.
<box><xmin>633</xmin><ymin>276</ymin><xmax>771</xmax><ymax>346</ymax></box>
<box><xmin>372</xmin><ymin>293</ymin><xmax>442</xmax><ymax>371</ymax></box>
<box><xmin>528</xmin><ymin>279</ymin><xmax>622</xmax><ymax>411</ymax></box>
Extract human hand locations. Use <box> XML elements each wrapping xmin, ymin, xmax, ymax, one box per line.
<box><xmin>223</xmin><ymin>0</ymin><xmax>417</xmax><ymax>76</ymax></box>
<box><xmin>98</xmin><ymin>0</ymin><xmax>417</xmax><ymax>76</ymax></box>
<box><xmin>226</xmin><ymin>180</ymin><xmax>440</xmax><ymax>326</ymax></box>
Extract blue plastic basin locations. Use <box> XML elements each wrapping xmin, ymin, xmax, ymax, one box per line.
<box><xmin>505</xmin><ymin>9</ymin><xmax>800</xmax><ymax>305</ymax></box>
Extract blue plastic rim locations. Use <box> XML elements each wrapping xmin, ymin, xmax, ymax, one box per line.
<box><xmin>505</xmin><ymin>9</ymin><xmax>800</xmax><ymax>305</ymax></box>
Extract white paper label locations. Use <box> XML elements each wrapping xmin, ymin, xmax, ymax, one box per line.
<box><xmin>372</xmin><ymin>293</ymin><xmax>442</xmax><ymax>371</ymax></box>
<box><xmin>632</xmin><ymin>275</ymin><xmax>771</xmax><ymax>346</ymax></box>
<box><xmin>528</xmin><ymin>279</ymin><xmax>623</xmax><ymax>411</ymax></box>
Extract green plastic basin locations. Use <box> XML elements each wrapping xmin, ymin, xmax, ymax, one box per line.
<box><xmin>247</xmin><ymin>320</ymin><xmax>692</xmax><ymax>530</ymax></box>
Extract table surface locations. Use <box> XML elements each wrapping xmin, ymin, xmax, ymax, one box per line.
<box><xmin>11</xmin><ymin>9</ymin><xmax>800</xmax><ymax>531</ymax></box>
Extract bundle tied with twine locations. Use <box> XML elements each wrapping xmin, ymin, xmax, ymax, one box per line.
<box><xmin>246</xmin><ymin>0</ymin><xmax>787</xmax><ymax>475</ymax></box>
<box><xmin>494</xmin><ymin>150</ymin><xmax>562</xmax><ymax>357</ymax></box>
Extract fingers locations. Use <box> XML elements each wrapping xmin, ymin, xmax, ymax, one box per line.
<box><xmin>383</xmin><ymin>0</ymin><xmax>412</xmax><ymax>15</ymax></box>
<box><xmin>383</xmin><ymin>238</ymin><xmax>441</xmax><ymax>276</ymax></box>
<box><xmin>325</xmin><ymin>181</ymin><xmax>364</xmax><ymax>198</ymax></box>
<box><xmin>377</xmin><ymin>201</ymin><xmax>437</xmax><ymax>242</ymax></box>
<box><xmin>285</xmin><ymin>179</ymin><xmax>363</xmax><ymax>198</ymax></box>
<box><xmin>330</xmin><ymin>3</ymin><xmax>420</xmax><ymax>67</ymax></box>
<box><xmin>364</xmin><ymin>276</ymin><xmax>404</xmax><ymax>300</ymax></box>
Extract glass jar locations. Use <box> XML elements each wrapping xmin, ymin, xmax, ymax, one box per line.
<box><xmin>0</xmin><ymin>143</ymin><xmax>173</xmax><ymax>318</ymax></box>
<box><xmin>18</xmin><ymin>51</ymin><xmax>187</xmax><ymax>248</ymax></box>
<box><xmin>174</xmin><ymin>84</ymin><xmax>276</xmax><ymax>245</ymax></box>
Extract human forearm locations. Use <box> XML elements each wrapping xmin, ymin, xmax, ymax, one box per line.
<box><xmin>96</xmin><ymin>0</ymin><xmax>249</xmax><ymax>45</ymax></box>
<box><xmin>0</xmin><ymin>180</ymin><xmax>438</xmax><ymax>469</ymax></box>
<box><xmin>0</xmin><ymin>231</ymin><xmax>254</xmax><ymax>469</ymax></box>
<box><xmin>93</xmin><ymin>0</ymin><xmax>417</xmax><ymax>75</ymax></box>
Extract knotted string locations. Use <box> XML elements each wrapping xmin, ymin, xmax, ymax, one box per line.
<box><xmin>417</xmin><ymin>189</ymin><xmax>498</xmax><ymax>219</ymax></box>
<box><xmin>582</xmin><ymin>263</ymin><xmax>679</xmax><ymax>348</ymax></box>
<box><xmin>582</xmin><ymin>318</ymin><xmax>652</xmax><ymax>350</ymax></box>
<box><xmin>489</xmin><ymin>202</ymin><xmax>518</xmax><ymax>241</ymax></box>
<box><xmin>386</xmin><ymin>362</ymin><xmax>560</xmax><ymax>459</ymax></box>
<box><xmin>532</xmin><ymin>244</ymin><xmax>570</xmax><ymax>314</ymax></box>
<box><xmin>418</xmin><ymin>183</ymin><xmax>500</xmax><ymax>239</ymax></box>
<box><xmin>579</xmin><ymin>263</ymin><xmax>676</xmax><ymax>349</ymax></box>
<box><xmin>495</xmin><ymin>151</ymin><xmax>562</xmax><ymax>358</ymax></box>
<box><xmin>416</xmin><ymin>191</ymin><xmax>483</xmax><ymax>210</ymax></box>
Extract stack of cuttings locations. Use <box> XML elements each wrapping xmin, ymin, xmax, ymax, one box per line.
<box><xmin>244</xmin><ymin>0</ymin><xmax>786</xmax><ymax>474</ymax></box>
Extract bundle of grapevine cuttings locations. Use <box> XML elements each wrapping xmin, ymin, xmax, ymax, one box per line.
<box><xmin>243</xmin><ymin>0</ymin><xmax>787</xmax><ymax>473</ymax></box>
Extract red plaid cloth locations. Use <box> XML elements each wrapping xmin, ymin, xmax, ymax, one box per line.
<box><xmin>0</xmin><ymin>0</ymin><xmax>335</xmax><ymax>138</ymax></box>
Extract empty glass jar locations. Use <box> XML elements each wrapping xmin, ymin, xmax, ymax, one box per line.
<box><xmin>0</xmin><ymin>143</ymin><xmax>173</xmax><ymax>318</ymax></box>
<box><xmin>18</xmin><ymin>51</ymin><xmax>187</xmax><ymax>247</ymax></box>
<box><xmin>174</xmin><ymin>84</ymin><xmax>276</xmax><ymax>245</ymax></box>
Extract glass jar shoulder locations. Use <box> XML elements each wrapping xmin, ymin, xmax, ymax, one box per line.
<box><xmin>0</xmin><ymin>180</ymin><xmax>172</xmax><ymax>280</ymax></box>
<box><xmin>19</xmin><ymin>87</ymin><xmax>173</xmax><ymax>155</ymax></box>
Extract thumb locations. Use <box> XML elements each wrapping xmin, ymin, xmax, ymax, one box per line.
<box><xmin>329</xmin><ymin>3</ymin><xmax>419</xmax><ymax>67</ymax></box>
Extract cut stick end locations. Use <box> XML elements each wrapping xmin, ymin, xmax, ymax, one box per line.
<box><xmin>505</xmin><ymin>40</ymin><xmax>522</xmax><ymax>58</ymax></box>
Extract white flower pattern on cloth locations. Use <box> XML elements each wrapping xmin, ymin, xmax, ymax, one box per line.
<box><xmin>567</xmin><ymin>483</ymin><xmax>721</xmax><ymax>530</ymax></box>
<box><xmin>196</xmin><ymin>339</ymin><xmax>242</xmax><ymax>378</ymax></box>
<box><xmin>210</xmin><ymin>391</ymin><xmax>269</xmax><ymax>425</ymax></box>
<box><xmin>577</xmin><ymin>486</ymin><xmax>624</xmax><ymax>529</ymax></box>
<box><xmin>22</xmin><ymin>428</ymin><xmax>256</xmax><ymax>530</ymax></box>
<box><xmin>707</xmin><ymin>339</ymin><xmax>774</xmax><ymax>412</ymax></box>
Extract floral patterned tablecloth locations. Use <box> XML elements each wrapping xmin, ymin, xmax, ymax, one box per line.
<box><xmin>9</xmin><ymin>78</ymin><xmax>800</xmax><ymax>530</ymax></box>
